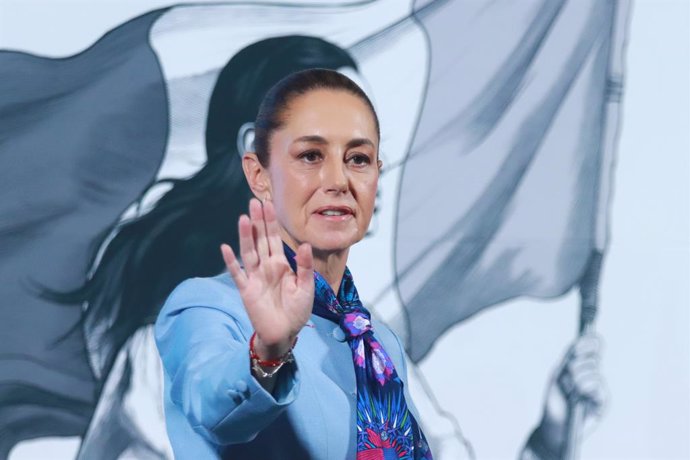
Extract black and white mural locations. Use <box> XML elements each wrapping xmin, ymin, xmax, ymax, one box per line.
<box><xmin>1</xmin><ymin>0</ymin><xmax>688</xmax><ymax>459</ymax></box>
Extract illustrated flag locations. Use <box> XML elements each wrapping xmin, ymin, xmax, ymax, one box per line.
<box><xmin>0</xmin><ymin>10</ymin><xmax>170</xmax><ymax>452</ymax></box>
<box><xmin>395</xmin><ymin>0</ymin><xmax>630</xmax><ymax>361</ymax></box>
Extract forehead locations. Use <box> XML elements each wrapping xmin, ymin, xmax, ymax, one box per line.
<box><xmin>279</xmin><ymin>89</ymin><xmax>378</xmax><ymax>140</ymax></box>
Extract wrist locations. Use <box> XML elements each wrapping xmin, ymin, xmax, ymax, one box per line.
<box><xmin>252</xmin><ymin>333</ymin><xmax>297</xmax><ymax>361</ymax></box>
<box><xmin>526</xmin><ymin>421</ymin><xmax>564</xmax><ymax>460</ymax></box>
<box><xmin>250</xmin><ymin>332</ymin><xmax>297</xmax><ymax>365</ymax></box>
<box><xmin>249</xmin><ymin>332</ymin><xmax>297</xmax><ymax>381</ymax></box>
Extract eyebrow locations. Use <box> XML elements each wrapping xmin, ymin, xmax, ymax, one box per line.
<box><xmin>294</xmin><ymin>135</ymin><xmax>375</xmax><ymax>150</ymax></box>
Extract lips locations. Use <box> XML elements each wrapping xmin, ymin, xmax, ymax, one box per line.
<box><xmin>314</xmin><ymin>205</ymin><xmax>354</xmax><ymax>217</ymax></box>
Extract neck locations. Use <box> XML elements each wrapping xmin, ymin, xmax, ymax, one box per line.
<box><xmin>280</xmin><ymin>232</ymin><xmax>350</xmax><ymax>294</ymax></box>
<box><xmin>311</xmin><ymin>247</ymin><xmax>349</xmax><ymax>294</ymax></box>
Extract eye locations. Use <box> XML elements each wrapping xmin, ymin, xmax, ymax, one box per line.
<box><xmin>298</xmin><ymin>150</ymin><xmax>322</xmax><ymax>163</ymax></box>
<box><xmin>347</xmin><ymin>153</ymin><xmax>372</xmax><ymax>166</ymax></box>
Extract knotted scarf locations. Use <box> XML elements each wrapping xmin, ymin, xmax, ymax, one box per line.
<box><xmin>284</xmin><ymin>244</ymin><xmax>433</xmax><ymax>460</ymax></box>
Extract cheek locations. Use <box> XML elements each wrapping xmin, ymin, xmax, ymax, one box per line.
<box><xmin>272</xmin><ymin>168</ymin><xmax>301</xmax><ymax>200</ymax></box>
<box><xmin>272</xmin><ymin>170</ymin><xmax>315</xmax><ymax>220</ymax></box>
<box><xmin>356</xmin><ymin>177</ymin><xmax>379</xmax><ymax>211</ymax></box>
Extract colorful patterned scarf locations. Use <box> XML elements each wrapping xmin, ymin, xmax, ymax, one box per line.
<box><xmin>284</xmin><ymin>244</ymin><xmax>433</xmax><ymax>460</ymax></box>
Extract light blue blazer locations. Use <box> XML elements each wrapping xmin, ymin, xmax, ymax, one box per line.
<box><xmin>155</xmin><ymin>273</ymin><xmax>420</xmax><ymax>460</ymax></box>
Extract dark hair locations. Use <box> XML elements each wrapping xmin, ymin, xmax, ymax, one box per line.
<box><xmin>254</xmin><ymin>68</ymin><xmax>380</xmax><ymax>167</ymax></box>
<box><xmin>46</xmin><ymin>36</ymin><xmax>359</xmax><ymax>379</ymax></box>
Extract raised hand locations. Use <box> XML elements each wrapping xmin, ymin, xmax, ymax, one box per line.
<box><xmin>221</xmin><ymin>198</ymin><xmax>314</xmax><ymax>360</ymax></box>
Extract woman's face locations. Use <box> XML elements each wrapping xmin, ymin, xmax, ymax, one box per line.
<box><xmin>266</xmin><ymin>88</ymin><xmax>380</xmax><ymax>257</ymax></box>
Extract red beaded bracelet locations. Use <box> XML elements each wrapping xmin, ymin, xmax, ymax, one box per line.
<box><xmin>249</xmin><ymin>332</ymin><xmax>298</xmax><ymax>368</ymax></box>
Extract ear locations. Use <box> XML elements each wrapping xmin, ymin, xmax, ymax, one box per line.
<box><xmin>377</xmin><ymin>159</ymin><xmax>383</xmax><ymax>171</ymax></box>
<box><xmin>242</xmin><ymin>152</ymin><xmax>271</xmax><ymax>199</ymax></box>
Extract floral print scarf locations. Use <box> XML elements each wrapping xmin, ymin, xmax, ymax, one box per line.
<box><xmin>284</xmin><ymin>244</ymin><xmax>433</xmax><ymax>460</ymax></box>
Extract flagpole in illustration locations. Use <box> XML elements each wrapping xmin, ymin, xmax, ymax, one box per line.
<box><xmin>564</xmin><ymin>250</ymin><xmax>603</xmax><ymax>460</ymax></box>
<box><xmin>563</xmin><ymin>1</ymin><xmax>630</xmax><ymax>458</ymax></box>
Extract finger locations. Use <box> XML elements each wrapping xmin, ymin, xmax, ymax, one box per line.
<box><xmin>572</xmin><ymin>333</ymin><xmax>602</xmax><ymax>357</ymax></box>
<box><xmin>221</xmin><ymin>244</ymin><xmax>247</xmax><ymax>289</ymax></box>
<box><xmin>584</xmin><ymin>382</ymin><xmax>607</xmax><ymax>413</ymax></box>
<box><xmin>564</xmin><ymin>360</ymin><xmax>604</xmax><ymax>395</ymax></box>
<box><xmin>263</xmin><ymin>200</ymin><xmax>284</xmax><ymax>256</ymax></box>
<box><xmin>295</xmin><ymin>243</ymin><xmax>314</xmax><ymax>293</ymax></box>
<box><xmin>250</xmin><ymin>198</ymin><xmax>270</xmax><ymax>261</ymax></box>
<box><xmin>557</xmin><ymin>333</ymin><xmax>601</xmax><ymax>374</ymax></box>
<box><xmin>571</xmin><ymin>367</ymin><xmax>602</xmax><ymax>388</ymax></box>
<box><xmin>238</xmin><ymin>214</ymin><xmax>258</xmax><ymax>270</ymax></box>
<box><xmin>567</xmin><ymin>348</ymin><xmax>601</xmax><ymax>367</ymax></box>
<box><xmin>584</xmin><ymin>397</ymin><xmax>605</xmax><ymax>420</ymax></box>
<box><xmin>573</xmin><ymin>375</ymin><xmax>606</xmax><ymax>407</ymax></box>
<box><xmin>568</xmin><ymin>359</ymin><xmax>600</xmax><ymax>380</ymax></box>
<box><xmin>569</xmin><ymin>347</ymin><xmax>601</xmax><ymax>364</ymax></box>
<box><xmin>562</xmin><ymin>353</ymin><xmax>600</xmax><ymax>394</ymax></box>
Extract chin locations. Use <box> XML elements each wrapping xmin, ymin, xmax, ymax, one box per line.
<box><xmin>309</xmin><ymin>233</ymin><xmax>361</xmax><ymax>255</ymax></box>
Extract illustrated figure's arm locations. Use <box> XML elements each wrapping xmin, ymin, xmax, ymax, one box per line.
<box><xmin>380</xmin><ymin>321</ymin><xmax>475</xmax><ymax>460</ymax></box>
<box><xmin>520</xmin><ymin>333</ymin><xmax>606</xmax><ymax>459</ymax></box>
<box><xmin>399</xmin><ymin>348</ymin><xmax>476</xmax><ymax>460</ymax></box>
<box><xmin>78</xmin><ymin>326</ymin><xmax>172</xmax><ymax>460</ymax></box>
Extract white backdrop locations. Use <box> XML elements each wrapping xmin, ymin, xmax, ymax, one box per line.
<box><xmin>1</xmin><ymin>0</ymin><xmax>688</xmax><ymax>459</ymax></box>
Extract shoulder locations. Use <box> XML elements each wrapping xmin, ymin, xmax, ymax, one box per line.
<box><xmin>155</xmin><ymin>273</ymin><xmax>251</xmax><ymax>336</ymax></box>
<box><xmin>159</xmin><ymin>272</ymin><xmax>244</xmax><ymax>316</ymax></box>
<box><xmin>163</xmin><ymin>272</ymin><xmax>240</xmax><ymax>309</ymax></box>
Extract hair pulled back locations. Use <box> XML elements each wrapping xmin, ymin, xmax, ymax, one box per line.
<box><xmin>253</xmin><ymin>68</ymin><xmax>380</xmax><ymax>167</ymax></box>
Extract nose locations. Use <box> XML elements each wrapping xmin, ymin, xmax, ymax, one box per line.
<box><xmin>323</xmin><ymin>155</ymin><xmax>348</xmax><ymax>194</ymax></box>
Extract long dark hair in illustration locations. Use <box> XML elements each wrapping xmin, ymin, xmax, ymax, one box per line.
<box><xmin>45</xmin><ymin>35</ymin><xmax>358</xmax><ymax>381</ymax></box>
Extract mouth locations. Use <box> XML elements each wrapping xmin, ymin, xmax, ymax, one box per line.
<box><xmin>314</xmin><ymin>206</ymin><xmax>354</xmax><ymax>219</ymax></box>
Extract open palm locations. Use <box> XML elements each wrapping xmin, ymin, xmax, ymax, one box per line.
<box><xmin>221</xmin><ymin>198</ymin><xmax>314</xmax><ymax>359</ymax></box>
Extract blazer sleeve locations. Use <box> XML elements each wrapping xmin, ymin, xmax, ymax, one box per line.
<box><xmin>154</xmin><ymin>276</ymin><xmax>300</xmax><ymax>446</ymax></box>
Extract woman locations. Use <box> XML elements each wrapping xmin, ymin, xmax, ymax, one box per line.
<box><xmin>155</xmin><ymin>68</ymin><xmax>434</xmax><ymax>459</ymax></box>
